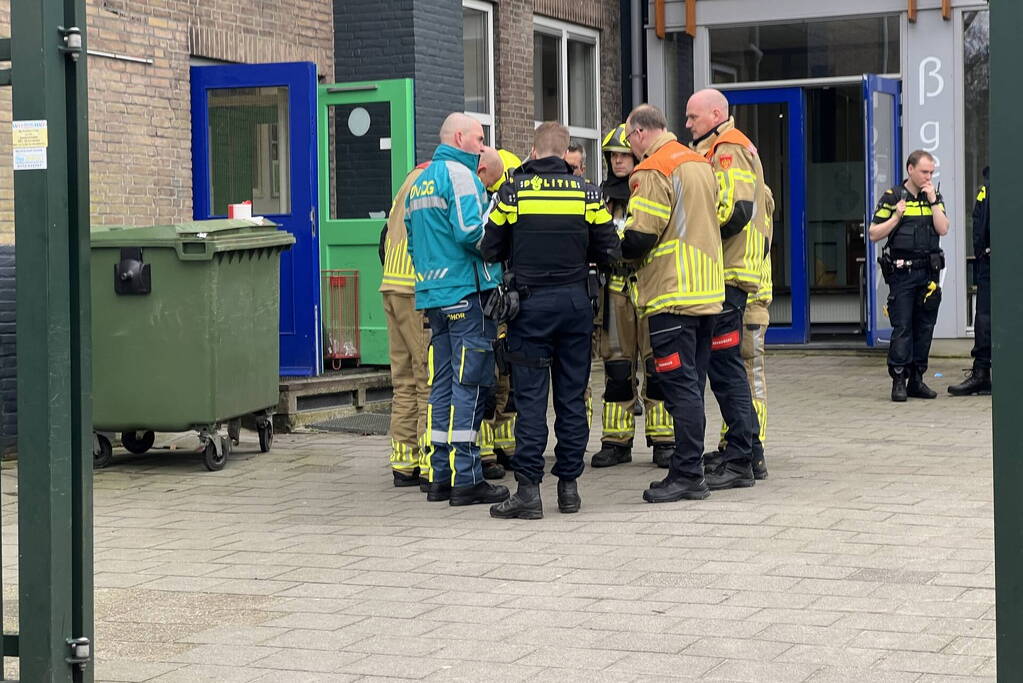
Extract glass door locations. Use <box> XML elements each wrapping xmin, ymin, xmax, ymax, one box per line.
<box><xmin>725</xmin><ymin>87</ymin><xmax>808</xmax><ymax>344</ymax></box>
<box><xmin>863</xmin><ymin>75</ymin><xmax>901</xmax><ymax>348</ymax></box>
<box><xmin>191</xmin><ymin>62</ymin><xmax>321</xmax><ymax>376</ymax></box>
<box><xmin>317</xmin><ymin>80</ymin><xmax>414</xmax><ymax>366</ymax></box>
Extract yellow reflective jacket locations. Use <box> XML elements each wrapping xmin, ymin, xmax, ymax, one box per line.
<box><xmin>625</xmin><ymin>132</ymin><xmax>724</xmax><ymax>318</ymax></box>
<box><xmin>378</xmin><ymin>165</ymin><xmax>426</xmax><ymax>294</ymax></box>
<box><xmin>694</xmin><ymin>118</ymin><xmax>769</xmax><ymax>294</ymax></box>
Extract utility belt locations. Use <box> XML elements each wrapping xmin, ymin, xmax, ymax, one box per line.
<box><xmin>878</xmin><ymin>249</ymin><xmax>944</xmax><ymax>283</ymax></box>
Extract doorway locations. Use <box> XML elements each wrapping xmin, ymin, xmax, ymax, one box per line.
<box><xmin>725</xmin><ymin>76</ymin><xmax>901</xmax><ymax>345</ymax></box>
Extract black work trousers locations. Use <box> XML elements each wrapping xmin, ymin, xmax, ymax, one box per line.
<box><xmin>972</xmin><ymin>259</ymin><xmax>991</xmax><ymax>370</ymax></box>
<box><xmin>507</xmin><ymin>284</ymin><xmax>594</xmax><ymax>484</ymax></box>
<box><xmin>887</xmin><ymin>266</ymin><xmax>940</xmax><ymax>377</ymax></box>
<box><xmin>647</xmin><ymin>312</ymin><xmax>714</xmax><ymax>479</ymax></box>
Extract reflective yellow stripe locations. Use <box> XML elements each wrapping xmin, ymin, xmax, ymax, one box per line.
<box><xmin>427</xmin><ymin>345</ymin><xmax>435</xmax><ymax>386</ymax></box>
<box><xmin>586</xmin><ymin>206</ymin><xmax>614</xmax><ymax>223</ymax></box>
<box><xmin>519</xmin><ymin>200</ymin><xmax>585</xmax><ymax>216</ymax></box>
<box><xmin>518</xmin><ymin>190</ymin><xmax>585</xmax><ymax>199</ymax></box>
<box><xmin>874</xmin><ymin>208</ymin><xmax>893</xmax><ymax>220</ymax></box>
<box><xmin>383</xmin><ymin>238</ymin><xmax>416</xmax><ymax>280</ymax></box>
<box><xmin>716</xmin><ymin>170</ymin><xmax>735</xmax><ymax>225</ymax></box>
<box><xmin>977</xmin><ymin>186</ymin><xmax>987</xmax><ymax>201</ymax></box>
<box><xmin>630</xmin><ymin>197</ymin><xmax>671</xmax><ymax>219</ymax></box>
<box><xmin>459</xmin><ymin>346</ymin><xmax>467</xmax><ymax>383</ymax></box>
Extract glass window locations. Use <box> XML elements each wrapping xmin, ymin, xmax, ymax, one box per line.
<box><xmin>208</xmin><ymin>86</ymin><xmax>290</xmax><ymax>216</ymax></box>
<box><xmin>964</xmin><ymin>9</ymin><xmax>989</xmax><ymax>327</ymax></box>
<box><xmin>533</xmin><ymin>32</ymin><xmax>561</xmax><ymax>122</ymax></box>
<box><xmin>710</xmin><ymin>16</ymin><xmax>900</xmax><ymax>83</ymax></box>
<box><xmin>327</xmin><ymin>102</ymin><xmax>393</xmax><ymax>220</ymax></box>
<box><xmin>464</xmin><ymin>1</ymin><xmax>495</xmax><ymax>144</ymax></box>
<box><xmin>533</xmin><ymin>19</ymin><xmax>602</xmax><ymax>183</ymax></box>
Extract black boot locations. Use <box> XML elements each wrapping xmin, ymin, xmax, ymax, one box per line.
<box><xmin>705</xmin><ymin>460</ymin><xmax>755</xmax><ymax>491</ymax></box>
<box><xmin>652</xmin><ymin>444</ymin><xmax>673</xmax><ymax>469</ymax></box>
<box><xmin>482</xmin><ymin>460</ymin><xmax>506</xmax><ymax>480</ymax></box>
<box><xmin>450</xmin><ymin>481</ymin><xmax>510</xmax><ymax>506</ymax></box>
<box><xmin>557</xmin><ymin>479</ymin><xmax>581</xmax><ymax>513</ymax></box>
<box><xmin>752</xmin><ymin>451</ymin><xmax>768</xmax><ymax>480</ymax></box>
<box><xmin>907</xmin><ymin>370</ymin><xmax>937</xmax><ymax>399</ymax></box>
<box><xmin>643</xmin><ymin>475</ymin><xmax>710</xmax><ymax>503</ymax></box>
<box><xmin>392</xmin><ymin>468</ymin><xmax>420</xmax><ymax>488</ymax></box>
<box><xmin>948</xmin><ymin>367</ymin><xmax>992</xmax><ymax>396</ymax></box>
<box><xmin>426</xmin><ymin>481</ymin><xmax>452</xmax><ymax>502</ymax></box>
<box><xmin>891</xmin><ymin>370</ymin><xmax>908</xmax><ymax>402</ymax></box>
<box><xmin>590</xmin><ymin>443</ymin><xmax>632</xmax><ymax>468</ymax></box>
<box><xmin>702</xmin><ymin>450</ymin><xmax>724</xmax><ymax>472</ymax></box>
<box><xmin>490</xmin><ymin>473</ymin><xmax>543</xmax><ymax>519</ymax></box>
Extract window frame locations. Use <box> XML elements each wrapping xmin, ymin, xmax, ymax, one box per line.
<box><xmin>532</xmin><ymin>16</ymin><xmax>602</xmax><ymax>183</ymax></box>
<box><xmin>463</xmin><ymin>0</ymin><xmax>497</xmax><ymax>145</ymax></box>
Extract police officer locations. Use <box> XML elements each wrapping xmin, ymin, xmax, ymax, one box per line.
<box><xmin>685</xmin><ymin>88</ymin><xmax>769</xmax><ymax>490</ymax></box>
<box><xmin>869</xmin><ymin>150</ymin><xmax>950</xmax><ymax>402</ymax></box>
<box><xmin>405</xmin><ymin>113</ymin><xmax>509</xmax><ymax>506</ymax></box>
<box><xmin>476</xmin><ymin>148</ymin><xmax>524</xmax><ymax>478</ymax></box>
<box><xmin>949</xmin><ymin>167</ymin><xmax>992</xmax><ymax>395</ymax></box>
<box><xmin>591</xmin><ymin>123</ymin><xmax>675</xmax><ymax>469</ymax></box>
<box><xmin>482</xmin><ymin>122</ymin><xmax>620</xmax><ymax>519</ymax></box>
<box><xmin>618</xmin><ymin>104</ymin><xmax>725</xmax><ymax>504</ymax></box>
<box><xmin>379</xmin><ymin>162</ymin><xmax>432</xmax><ymax>488</ymax></box>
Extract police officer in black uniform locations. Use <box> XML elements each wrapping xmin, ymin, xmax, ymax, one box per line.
<box><xmin>949</xmin><ymin>167</ymin><xmax>992</xmax><ymax>395</ymax></box>
<box><xmin>481</xmin><ymin>122</ymin><xmax>620</xmax><ymax>519</ymax></box>
<box><xmin>868</xmin><ymin>150</ymin><xmax>951</xmax><ymax>402</ymax></box>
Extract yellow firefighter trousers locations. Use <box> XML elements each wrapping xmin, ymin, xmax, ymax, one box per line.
<box><xmin>383</xmin><ymin>292</ymin><xmax>431</xmax><ymax>474</ymax></box>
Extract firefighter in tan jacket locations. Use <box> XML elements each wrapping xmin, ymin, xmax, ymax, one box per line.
<box><xmin>686</xmin><ymin>88</ymin><xmax>770</xmax><ymax>490</ymax></box>
<box><xmin>618</xmin><ymin>104</ymin><xmax>724</xmax><ymax>504</ymax></box>
<box><xmin>379</xmin><ymin>163</ymin><xmax>431</xmax><ymax>488</ymax></box>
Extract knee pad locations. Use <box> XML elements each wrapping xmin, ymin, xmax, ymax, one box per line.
<box><xmin>644</xmin><ymin>358</ymin><xmax>667</xmax><ymax>401</ymax></box>
<box><xmin>603</xmin><ymin>360</ymin><xmax>635</xmax><ymax>402</ymax></box>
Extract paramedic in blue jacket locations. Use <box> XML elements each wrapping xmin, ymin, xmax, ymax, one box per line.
<box><xmin>404</xmin><ymin>113</ymin><xmax>510</xmax><ymax>507</ymax></box>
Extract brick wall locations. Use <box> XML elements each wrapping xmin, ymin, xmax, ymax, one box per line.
<box><xmin>0</xmin><ymin>0</ymin><xmax>334</xmax><ymax>243</ymax></box>
<box><xmin>494</xmin><ymin>0</ymin><xmax>623</xmax><ymax>161</ymax></box>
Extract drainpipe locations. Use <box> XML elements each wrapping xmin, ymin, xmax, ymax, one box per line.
<box><xmin>630</xmin><ymin>0</ymin><xmax>644</xmax><ymax>106</ymax></box>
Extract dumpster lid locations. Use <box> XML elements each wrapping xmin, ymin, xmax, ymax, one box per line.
<box><xmin>92</xmin><ymin>218</ymin><xmax>295</xmax><ymax>260</ymax></box>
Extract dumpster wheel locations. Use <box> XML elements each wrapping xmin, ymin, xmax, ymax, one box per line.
<box><xmin>258</xmin><ymin>420</ymin><xmax>274</xmax><ymax>453</ymax></box>
<box><xmin>121</xmin><ymin>430</ymin><xmax>155</xmax><ymax>455</ymax></box>
<box><xmin>203</xmin><ymin>435</ymin><xmax>228</xmax><ymax>471</ymax></box>
<box><xmin>94</xmin><ymin>434</ymin><xmax>113</xmax><ymax>469</ymax></box>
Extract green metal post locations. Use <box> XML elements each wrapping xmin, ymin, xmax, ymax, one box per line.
<box><xmin>991</xmin><ymin>1</ymin><xmax>1022</xmax><ymax>680</ymax></box>
<box><xmin>10</xmin><ymin>0</ymin><xmax>93</xmax><ymax>680</ymax></box>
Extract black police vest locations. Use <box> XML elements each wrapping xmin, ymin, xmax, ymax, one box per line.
<box><xmin>508</xmin><ymin>169</ymin><xmax>594</xmax><ymax>287</ymax></box>
<box><xmin>887</xmin><ymin>191</ymin><xmax>941</xmax><ymax>255</ymax></box>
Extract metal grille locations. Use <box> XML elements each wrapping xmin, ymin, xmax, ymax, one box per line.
<box><xmin>309</xmin><ymin>412</ymin><xmax>390</xmax><ymax>435</ymax></box>
<box><xmin>321</xmin><ymin>269</ymin><xmax>360</xmax><ymax>369</ymax></box>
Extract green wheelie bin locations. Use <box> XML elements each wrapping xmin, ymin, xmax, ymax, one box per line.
<box><xmin>90</xmin><ymin>218</ymin><xmax>295</xmax><ymax>471</ymax></box>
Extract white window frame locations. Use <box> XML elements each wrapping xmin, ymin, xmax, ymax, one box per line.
<box><xmin>533</xmin><ymin>16</ymin><xmax>602</xmax><ymax>183</ymax></box>
<box><xmin>463</xmin><ymin>0</ymin><xmax>496</xmax><ymax>145</ymax></box>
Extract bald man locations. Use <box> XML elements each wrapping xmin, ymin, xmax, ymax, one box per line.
<box><xmin>404</xmin><ymin>113</ymin><xmax>510</xmax><ymax>507</ymax></box>
<box><xmin>686</xmin><ymin>88</ymin><xmax>771</xmax><ymax>488</ymax></box>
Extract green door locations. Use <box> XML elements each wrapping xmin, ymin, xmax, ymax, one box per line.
<box><xmin>317</xmin><ymin>79</ymin><xmax>414</xmax><ymax>366</ymax></box>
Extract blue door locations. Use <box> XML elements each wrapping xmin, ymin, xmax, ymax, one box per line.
<box><xmin>724</xmin><ymin>88</ymin><xmax>808</xmax><ymax>344</ymax></box>
<box><xmin>191</xmin><ymin>62</ymin><xmax>321</xmax><ymax>376</ymax></box>
<box><xmin>863</xmin><ymin>75</ymin><xmax>902</xmax><ymax>348</ymax></box>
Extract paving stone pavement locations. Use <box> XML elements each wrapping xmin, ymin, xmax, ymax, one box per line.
<box><xmin>0</xmin><ymin>352</ymin><xmax>995</xmax><ymax>682</ymax></box>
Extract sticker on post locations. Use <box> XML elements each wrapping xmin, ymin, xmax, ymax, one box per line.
<box><xmin>13</xmin><ymin>147</ymin><xmax>47</xmax><ymax>171</ymax></box>
<box><xmin>13</xmin><ymin>120</ymin><xmax>48</xmax><ymax>148</ymax></box>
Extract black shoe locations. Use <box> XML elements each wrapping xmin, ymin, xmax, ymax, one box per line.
<box><xmin>907</xmin><ymin>371</ymin><xmax>937</xmax><ymax>399</ymax></box>
<box><xmin>633</xmin><ymin>403</ymin><xmax>644</xmax><ymax>416</ymax></box>
<box><xmin>752</xmin><ymin>453</ymin><xmax>768</xmax><ymax>480</ymax></box>
<box><xmin>490</xmin><ymin>473</ymin><xmax>543</xmax><ymax>519</ymax></box>
<box><xmin>702</xmin><ymin>449</ymin><xmax>724</xmax><ymax>473</ymax></box>
<box><xmin>426</xmin><ymin>481</ymin><xmax>452</xmax><ymax>502</ymax></box>
<box><xmin>419</xmin><ymin>476</ymin><xmax>431</xmax><ymax>493</ymax></box>
<box><xmin>557</xmin><ymin>479</ymin><xmax>581</xmax><ymax>513</ymax></box>
<box><xmin>652</xmin><ymin>444</ymin><xmax>673</xmax><ymax>469</ymax></box>
<box><xmin>643</xmin><ymin>476</ymin><xmax>710</xmax><ymax>503</ymax></box>
<box><xmin>891</xmin><ymin>374</ymin><xmax>908</xmax><ymax>402</ymax></box>
<box><xmin>705</xmin><ymin>460</ymin><xmax>756</xmax><ymax>491</ymax></box>
<box><xmin>450</xmin><ymin>481</ymin><xmax>510</xmax><ymax>506</ymax></box>
<box><xmin>392</xmin><ymin>469</ymin><xmax>420</xmax><ymax>488</ymax></box>
<box><xmin>948</xmin><ymin>367</ymin><xmax>992</xmax><ymax>396</ymax></box>
<box><xmin>482</xmin><ymin>460</ymin><xmax>506</xmax><ymax>480</ymax></box>
<box><xmin>591</xmin><ymin>443</ymin><xmax>632</xmax><ymax>468</ymax></box>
